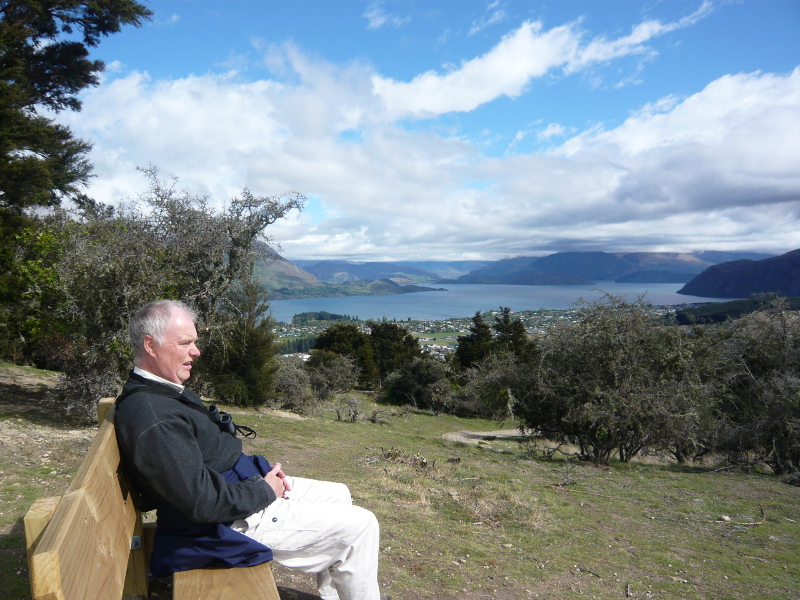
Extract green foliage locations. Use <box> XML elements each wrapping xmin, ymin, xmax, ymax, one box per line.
<box><xmin>2</xmin><ymin>169</ymin><xmax>303</xmax><ymax>415</ymax></box>
<box><xmin>0</xmin><ymin>0</ymin><xmax>151</xmax><ymax>211</ymax></box>
<box><xmin>528</xmin><ymin>295</ymin><xmax>725</xmax><ymax>464</ymax></box>
<box><xmin>0</xmin><ymin>215</ymin><xmax>67</xmax><ymax>365</ymax></box>
<box><xmin>458</xmin><ymin>295</ymin><xmax>800</xmax><ymax>475</ymax></box>
<box><xmin>367</xmin><ymin>321</ymin><xmax>422</xmax><ymax>378</ymax></box>
<box><xmin>716</xmin><ymin>299</ymin><xmax>800</xmax><ymax>475</ymax></box>
<box><xmin>279</xmin><ymin>334</ymin><xmax>316</xmax><ymax>354</ymax></box>
<box><xmin>380</xmin><ymin>356</ymin><xmax>453</xmax><ymax>414</ymax></box>
<box><xmin>306</xmin><ymin>349</ymin><xmax>360</xmax><ymax>404</ymax></box>
<box><xmin>291</xmin><ymin>311</ymin><xmax>357</xmax><ymax>325</ymax></box>
<box><xmin>461</xmin><ymin>295</ymin><xmax>722</xmax><ymax>465</ymax></box>
<box><xmin>492</xmin><ymin>305</ymin><xmax>537</xmax><ymax>360</ymax></box>
<box><xmin>454</xmin><ymin>311</ymin><xmax>493</xmax><ymax>370</ymax></box>
<box><xmin>313</xmin><ymin>322</ymin><xmax>379</xmax><ymax>383</ymax></box>
<box><xmin>197</xmin><ymin>282</ymin><xmax>279</xmax><ymax>407</ymax></box>
<box><xmin>273</xmin><ymin>357</ymin><xmax>313</xmax><ymax>411</ymax></box>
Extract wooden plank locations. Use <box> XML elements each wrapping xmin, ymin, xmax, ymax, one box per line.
<box><xmin>173</xmin><ymin>562</ymin><xmax>281</xmax><ymax>600</ymax></box>
<box><xmin>24</xmin><ymin>497</ymin><xmax>62</xmax><ymax>580</ymax></box>
<box><xmin>122</xmin><ymin>509</ymin><xmax>148</xmax><ymax>599</ymax></box>
<box><xmin>142</xmin><ymin>521</ymin><xmax>157</xmax><ymax>566</ymax></box>
<box><xmin>29</xmin><ymin>419</ymin><xmax>138</xmax><ymax>600</ymax></box>
<box><xmin>98</xmin><ymin>397</ymin><xmax>115</xmax><ymax>425</ymax></box>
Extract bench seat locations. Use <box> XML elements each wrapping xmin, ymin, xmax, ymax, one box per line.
<box><xmin>24</xmin><ymin>398</ymin><xmax>280</xmax><ymax>600</ymax></box>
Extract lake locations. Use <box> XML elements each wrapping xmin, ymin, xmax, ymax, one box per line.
<box><xmin>267</xmin><ymin>283</ymin><xmax>730</xmax><ymax>323</ymax></box>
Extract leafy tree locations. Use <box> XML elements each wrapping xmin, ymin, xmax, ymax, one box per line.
<box><xmin>197</xmin><ymin>281</ymin><xmax>279</xmax><ymax>407</ymax></box>
<box><xmin>458</xmin><ymin>295</ymin><xmax>720</xmax><ymax>464</ymax></box>
<box><xmin>492</xmin><ymin>306</ymin><xmax>537</xmax><ymax>360</ymax></box>
<box><xmin>0</xmin><ymin>218</ymin><xmax>66</xmax><ymax>365</ymax></box>
<box><xmin>10</xmin><ymin>169</ymin><xmax>303</xmax><ymax>415</ymax></box>
<box><xmin>460</xmin><ymin>351</ymin><xmax>533</xmax><ymax>421</ymax></box>
<box><xmin>306</xmin><ymin>349</ymin><xmax>360</xmax><ymax>405</ymax></box>
<box><xmin>519</xmin><ymin>295</ymin><xmax>719</xmax><ymax>464</ymax></box>
<box><xmin>380</xmin><ymin>356</ymin><xmax>453</xmax><ymax>414</ymax></box>
<box><xmin>313</xmin><ymin>323</ymin><xmax>378</xmax><ymax>383</ymax></box>
<box><xmin>280</xmin><ymin>334</ymin><xmax>316</xmax><ymax>354</ymax></box>
<box><xmin>716</xmin><ymin>299</ymin><xmax>800</xmax><ymax>476</ymax></box>
<box><xmin>367</xmin><ymin>321</ymin><xmax>422</xmax><ymax>378</ymax></box>
<box><xmin>273</xmin><ymin>357</ymin><xmax>313</xmax><ymax>412</ymax></box>
<box><xmin>455</xmin><ymin>311</ymin><xmax>493</xmax><ymax>370</ymax></box>
<box><xmin>0</xmin><ymin>0</ymin><xmax>151</xmax><ymax>211</ymax></box>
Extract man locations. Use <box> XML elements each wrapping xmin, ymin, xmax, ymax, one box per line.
<box><xmin>114</xmin><ymin>299</ymin><xmax>383</xmax><ymax>600</ymax></box>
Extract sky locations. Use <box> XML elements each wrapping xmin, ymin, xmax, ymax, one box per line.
<box><xmin>56</xmin><ymin>0</ymin><xmax>800</xmax><ymax>262</ymax></box>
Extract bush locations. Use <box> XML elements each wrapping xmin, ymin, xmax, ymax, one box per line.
<box><xmin>306</xmin><ymin>350</ymin><xmax>360</xmax><ymax>406</ymax></box>
<box><xmin>716</xmin><ymin>299</ymin><xmax>800</xmax><ymax>475</ymax></box>
<box><xmin>380</xmin><ymin>357</ymin><xmax>454</xmax><ymax>415</ymax></box>
<box><xmin>273</xmin><ymin>357</ymin><xmax>314</xmax><ymax>412</ymax></box>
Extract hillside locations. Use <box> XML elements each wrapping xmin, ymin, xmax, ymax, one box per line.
<box><xmin>252</xmin><ymin>244</ymin><xmax>323</xmax><ymax>289</ymax></box>
<box><xmin>452</xmin><ymin>255</ymin><xmax>593</xmax><ymax>285</ymax></box>
<box><xmin>292</xmin><ymin>260</ymin><xmax>443</xmax><ymax>283</ymax></box>
<box><xmin>268</xmin><ymin>278</ymin><xmax>446</xmax><ymax>300</ymax></box>
<box><xmin>616</xmin><ymin>270</ymin><xmax>695</xmax><ymax>284</ymax></box>
<box><xmin>678</xmin><ymin>248</ymin><xmax>800</xmax><ymax>298</ymax></box>
<box><xmin>455</xmin><ymin>250</ymin><xmax>774</xmax><ymax>285</ymax></box>
<box><xmin>4</xmin><ymin>363</ymin><xmax>799</xmax><ymax>600</ymax></box>
<box><xmin>399</xmin><ymin>260</ymin><xmax>489</xmax><ymax>279</ymax></box>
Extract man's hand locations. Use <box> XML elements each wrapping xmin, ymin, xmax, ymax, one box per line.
<box><xmin>264</xmin><ymin>462</ymin><xmax>292</xmax><ymax>499</ymax></box>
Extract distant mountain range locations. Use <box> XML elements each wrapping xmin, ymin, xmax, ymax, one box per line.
<box><xmin>255</xmin><ymin>251</ymin><xmax>452</xmax><ymax>299</ymax></box>
<box><xmin>678</xmin><ymin>248</ymin><xmax>800</xmax><ymax>298</ymax></box>
<box><xmin>254</xmin><ymin>249</ymin><xmax>793</xmax><ymax>300</ymax></box>
<box><xmin>451</xmin><ymin>251</ymin><xmax>774</xmax><ymax>285</ymax></box>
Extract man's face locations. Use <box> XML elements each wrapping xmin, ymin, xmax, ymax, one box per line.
<box><xmin>144</xmin><ymin>309</ymin><xmax>201</xmax><ymax>384</ymax></box>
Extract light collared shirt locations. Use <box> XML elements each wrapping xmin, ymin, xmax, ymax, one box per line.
<box><xmin>133</xmin><ymin>366</ymin><xmax>185</xmax><ymax>394</ymax></box>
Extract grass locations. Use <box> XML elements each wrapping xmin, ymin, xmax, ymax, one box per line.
<box><xmin>235</xmin><ymin>395</ymin><xmax>800</xmax><ymax>600</ymax></box>
<box><xmin>2</xmin><ymin>371</ymin><xmax>799</xmax><ymax>599</ymax></box>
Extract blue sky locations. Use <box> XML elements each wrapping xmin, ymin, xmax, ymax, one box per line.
<box><xmin>58</xmin><ymin>0</ymin><xmax>800</xmax><ymax>261</ymax></box>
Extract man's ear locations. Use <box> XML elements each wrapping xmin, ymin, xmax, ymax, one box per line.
<box><xmin>142</xmin><ymin>334</ymin><xmax>159</xmax><ymax>358</ymax></box>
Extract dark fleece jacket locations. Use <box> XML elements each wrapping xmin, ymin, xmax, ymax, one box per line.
<box><xmin>114</xmin><ymin>372</ymin><xmax>275</xmax><ymax>524</ymax></box>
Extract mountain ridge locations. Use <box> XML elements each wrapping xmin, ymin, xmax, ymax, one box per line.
<box><xmin>677</xmin><ymin>248</ymin><xmax>800</xmax><ymax>298</ymax></box>
<box><xmin>453</xmin><ymin>251</ymin><xmax>774</xmax><ymax>285</ymax></box>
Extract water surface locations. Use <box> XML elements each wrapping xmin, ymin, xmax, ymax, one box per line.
<box><xmin>268</xmin><ymin>283</ymin><xmax>729</xmax><ymax>323</ymax></box>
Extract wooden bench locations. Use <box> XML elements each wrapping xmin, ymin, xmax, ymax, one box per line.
<box><xmin>24</xmin><ymin>398</ymin><xmax>281</xmax><ymax>600</ymax></box>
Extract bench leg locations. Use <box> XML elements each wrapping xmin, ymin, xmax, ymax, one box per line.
<box><xmin>123</xmin><ymin>511</ymin><xmax>149</xmax><ymax>598</ymax></box>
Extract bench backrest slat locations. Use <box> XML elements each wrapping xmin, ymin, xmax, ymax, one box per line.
<box><xmin>30</xmin><ymin>411</ymin><xmax>138</xmax><ymax>600</ymax></box>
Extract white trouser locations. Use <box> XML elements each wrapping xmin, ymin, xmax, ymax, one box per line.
<box><xmin>231</xmin><ymin>476</ymin><xmax>381</xmax><ymax>600</ymax></box>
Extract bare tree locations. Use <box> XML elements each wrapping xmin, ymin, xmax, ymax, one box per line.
<box><xmin>31</xmin><ymin>167</ymin><xmax>303</xmax><ymax>416</ymax></box>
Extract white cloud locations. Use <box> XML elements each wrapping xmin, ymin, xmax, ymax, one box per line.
<box><xmin>362</xmin><ymin>2</ymin><xmax>411</xmax><ymax>31</ymax></box>
<box><xmin>372</xmin><ymin>4</ymin><xmax>714</xmax><ymax>118</ymax></box>
<box><xmin>565</xmin><ymin>1</ymin><xmax>714</xmax><ymax>74</ymax></box>
<box><xmin>59</xmin><ymin>41</ymin><xmax>800</xmax><ymax>260</ymax></box>
<box><xmin>373</xmin><ymin>21</ymin><xmax>576</xmax><ymax>117</ymax></box>
<box><xmin>151</xmin><ymin>12</ymin><xmax>180</xmax><ymax>27</ymax></box>
<box><xmin>537</xmin><ymin>123</ymin><xmax>566</xmax><ymax>140</ymax></box>
<box><xmin>469</xmin><ymin>2</ymin><xmax>507</xmax><ymax>36</ymax></box>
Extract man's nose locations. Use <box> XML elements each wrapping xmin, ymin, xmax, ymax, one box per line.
<box><xmin>190</xmin><ymin>343</ymin><xmax>201</xmax><ymax>357</ymax></box>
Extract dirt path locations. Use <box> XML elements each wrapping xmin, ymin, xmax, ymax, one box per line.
<box><xmin>442</xmin><ymin>428</ymin><xmax>524</xmax><ymax>445</ymax></box>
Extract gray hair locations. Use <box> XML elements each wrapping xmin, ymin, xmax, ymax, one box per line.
<box><xmin>130</xmin><ymin>300</ymin><xmax>197</xmax><ymax>363</ymax></box>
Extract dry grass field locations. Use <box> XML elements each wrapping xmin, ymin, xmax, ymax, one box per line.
<box><xmin>1</xmin><ymin>362</ymin><xmax>799</xmax><ymax>600</ymax></box>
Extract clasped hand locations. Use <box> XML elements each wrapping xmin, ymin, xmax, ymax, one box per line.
<box><xmin>264</xmin><ymin>462</ymin><xmax>292</xmax><ymax>499</ymax></box>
